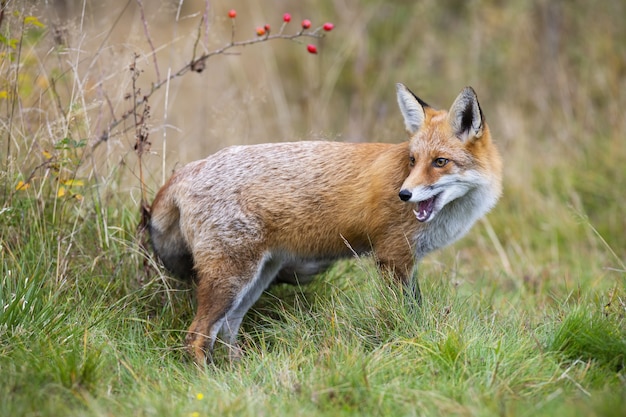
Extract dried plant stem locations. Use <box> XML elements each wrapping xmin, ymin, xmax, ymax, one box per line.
<box><xmin>136</xmin><ymin>0</ymin><xmax>160</xmax><ymax>83</ymax></box>
<box><xmin>3</xmin><ymin>11</ymin><xmax>26</xmax><ymax>205</ymax></box>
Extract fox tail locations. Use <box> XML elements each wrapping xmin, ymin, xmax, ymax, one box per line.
<box><xmin>146</xmin><ymin>191</ymin><xmax>195</xmax><ymax>281</ymax></box>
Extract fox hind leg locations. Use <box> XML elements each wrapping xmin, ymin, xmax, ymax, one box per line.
<box><xmin>185</xmin><ymin>257</ymin><xmax>257</xmax><ymax>364</ymax></box>
<box><xmin>220</xmin><ymin>254</ymin><xmax>284</xmax><ymax>361</ymax></box>
<box><xmin>186</xmin><ymin>253</ymin><xmax>282</xmax><ymax>363</ymax></box>
<box><xmin>185</xmin><ymin>283</ymin><xmax>230</xmax><ymax>364</ymax></box>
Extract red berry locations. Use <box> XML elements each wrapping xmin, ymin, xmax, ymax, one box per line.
<box><xmin>256</xmin><ymin>26</ymin><xmax>266</xmax><ymax>36</ymax></box>
<box><xmin>264</xmin><ymin>24</ymin><xmax>271</xmax><ymax>32</ymax></box>
<box><xmin>323</xmin><ymin>22</ymin><xmax>334</xmax><ymax>31</ymax></box>
<box><xmin>283</xmin><ymin>13</ymin><xmax>291</xmax><ymax>23</ymax></box>
<box><xmin>301</xmin><ymin>19</ymin><xmax>311</xmax><ymax>29</ymax></box>
<box><xmin>228</xmin><ymin>9</ymin><xmax>236</xmax><ymax>18</ymax></box>
<box><xmin>307</xmin><ymin>44</ymin><xmax>317</xmax><ymax>54</ymax></box>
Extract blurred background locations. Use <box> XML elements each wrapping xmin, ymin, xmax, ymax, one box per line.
<box><xmin>3</xmin><ymin>0</ymin><xmax>625</xmax><ymax>281</ymax></box>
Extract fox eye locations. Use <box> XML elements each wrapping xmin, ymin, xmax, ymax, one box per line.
<box><xmin>409</xmin><ymin>156</ymin><xmax>416</xmax><ymax>167</ymax></box>
<box><xmin>433</xmin><ymin>158</ymin><xmax>449</xmax><ymax>168</ymax></box>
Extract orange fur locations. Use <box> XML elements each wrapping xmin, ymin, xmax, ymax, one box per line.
<box><xmin>149</xmin><ymin>84</ymin><xmax>502</xmax><ymax>363</ymax></box>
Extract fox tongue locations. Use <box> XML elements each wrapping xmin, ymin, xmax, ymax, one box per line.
<box><xmin>415</xmin><ymin>196</ymin><xmax>436</xmax><ymax>222</ymax></box>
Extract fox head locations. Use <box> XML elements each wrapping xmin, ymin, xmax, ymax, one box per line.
<box><xmin>395</xmin><ymin>83</ymin><xmax>500</xmax><ymax>223</ymax></box>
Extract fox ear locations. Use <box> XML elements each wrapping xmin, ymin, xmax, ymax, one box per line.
<box><xmin>448</xmin><ymin>87</ymin><xmax>484</xmax><ymax>142</ymax></box>
<box><xmin>396</xmin><ymin>83</ymin><xmax>429</xmax><ymax>135</ymax></box>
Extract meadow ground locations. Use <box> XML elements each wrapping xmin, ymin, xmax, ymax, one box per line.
<box><xmin>1</xmin><ymin>1</ymin><xmax>625</xmax><ymax>416</ymax></box>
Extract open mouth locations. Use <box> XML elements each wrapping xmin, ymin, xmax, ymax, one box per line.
<box><xmin>413</xmin><ymin>193</ymin><xmax>440</xmax><ymax>222</ymax></box>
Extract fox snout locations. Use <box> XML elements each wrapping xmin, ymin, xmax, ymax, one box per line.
<box><xmin>398</xmin><ymin>189</ymin><xmax>412</xmax><ymax>201</ymax></box>
<box><xmin>398</xmin><ymin>188</ymin><xmax>440</xmax><ymax>223</ymax></box>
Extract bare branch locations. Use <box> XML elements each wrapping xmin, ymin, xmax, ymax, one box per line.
<box><xmin>95</xmin><ymin>27</ymin><xmax>327</xmax><ymax>146</ymax></box>
<box><xmin>136</xmin><ymin>0</ymin><xmax>160</xmax><ymax>83</ymax></box>
<box><xmin>202</xmin><ymin>0</ymin><xmax>210</xmax><ymax>49</ymax></box>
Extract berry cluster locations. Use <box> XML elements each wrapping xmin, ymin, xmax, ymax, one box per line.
<box><xmin>228</xmin><ymin>9</ymin><xmax>334</xmax><ymax>54</ymax></box>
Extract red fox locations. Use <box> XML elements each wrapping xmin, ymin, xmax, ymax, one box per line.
<box><xmin>149</xmin><ymin>83</ymin><xmax>502</xmax><ymax>363</ymax></box>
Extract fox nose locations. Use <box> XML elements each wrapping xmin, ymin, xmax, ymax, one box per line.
<box><xmin>398</xmin><ymin>189</ymin><xmax>412</xmax><ymax>202</ymax></box>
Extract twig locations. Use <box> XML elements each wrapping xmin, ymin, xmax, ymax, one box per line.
<box><xmin>129</xmin><ymin>54</ymin><xmax>151</xmax><ymax>213</ymax></box>
<box><xmin>136</xmin><ymin>0</ymin><xmax>160</xmax><ymax>83</ymax></box>
<box><xmin>230</xmin><ymin>11</ymin><xmax>236</xmax><ymax>44</ymax></box>
<box><xmin>95</xmin><ymin>28</ymin><xmax>326</xmax><ymax>146</ymax></box>
<box><xmin>3</xmin><ymin>9</ymin><xmax>26</xmax><ymax>206</ymax></box>
<box><xmin>189</xmin><ymin>11</ymin><xmax>205</xmax><ymax>71</ymax></box>
<box><xmin>0</xmin><ymin>0</ymin><xmax>7</xmax><ymax>30</ymax></box>
<box><xmin>202</xmin><ymin>0</ymin><xmax>210</xmax><ymax>49</ymax></box>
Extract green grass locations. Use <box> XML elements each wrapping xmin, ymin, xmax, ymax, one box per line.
<box><xmin>1</xmin><ymin>196</ymin><xmax>624</xmax><ymax>416</ymax></box>
<box><xmin>2</xmin><ymin>1</ymin><xmax>626</xmax><ymax>416</ymax></box>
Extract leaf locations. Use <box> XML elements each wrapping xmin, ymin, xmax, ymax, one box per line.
<box><xmin>54</xmin><ymin>138</ymin><xmax>87</xmax><ymax>150</ymax></box>
<box><xmin>62</xmin><ymin>179</ymin><xmax>84</xmax><ymax>187</ymax></box>
<box><xmin>55</xmin><ymin>137</ymin><xmax>73</xmax><ymax>149</ymax></box>
<box><xmin>24</xmin><ymin>16</ymin><xmax>45</xmax><ymax>28</ymax></box>
<box><xmin>15</xmin><ymin>181</ymin><xmax>30</xmax><ymax>191</ymax></box>
<box><xmin>42</xmin><ymin>150</ymin><xmax>53</xmax><ymax>160</ymax></box>
<box><xmin>57</xmin><ymin>187</ymin><xmax>66</xmax><ymax>197</ymax></box>
<box><xmin>0</xmin><ymin>34</ymin><xmax>19</xmax><ymax>49</ymax></box>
